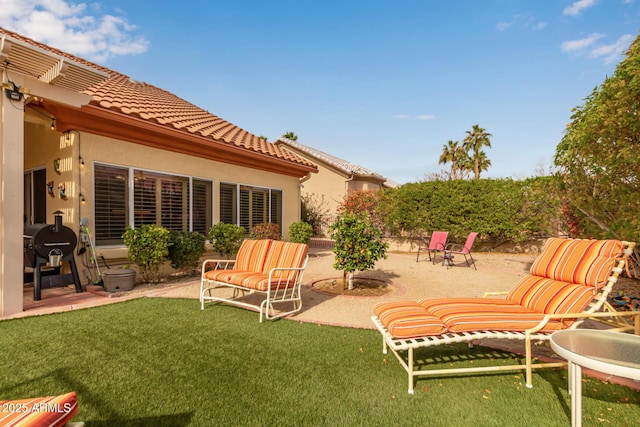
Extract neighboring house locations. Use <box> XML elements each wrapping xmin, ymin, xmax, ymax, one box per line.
<box><xmin>0</xmin><ymin>27</ymin><xmax>317</xmax><ymax>316</ymax></box>
<box><xmin>274</xmin><ymin>138</ymin><xmax>398</xmax><ymax>222</ymax></box>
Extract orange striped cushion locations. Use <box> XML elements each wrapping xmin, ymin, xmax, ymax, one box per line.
<box><xmin>261</xmin><ymin>241</ymin><xmax>308</xmax><ymax>280</ymax></box>
<box><xmin>204</xmin><ymin>270</ymin><xmax>295</xmax><ymax>291</ymax></box>
<box><xmin>421</xmin><ymin>299</ymin><xmax>563</xmax><ymax>333</ymax></box>
<box><xmin>530</xmin><ymin>238</ymin><xmax>623</xmax><ymax>287</ymax></box>
<box><xmin>203</xmin><ymin>269</ymin><xmax>253</xmax><ymax>283</ymax></box>
<box><xmin>0</xmin><ymin>392</ymin><xmax>78</xmax><ymax>427</ymax></box>
<box><xmin>506</xmin><ymin>275</ymin><xmax>596</xmax><ymax>314</ymax></box>
<box><xmin>234</xmin><ymin>239</ymin><xmax>272</xmax><ymax>272</ymax></box>
<box><xmin>374</xmin><ymin>301</ymin><xmax>447</xmax><ymax>338</ymax></box>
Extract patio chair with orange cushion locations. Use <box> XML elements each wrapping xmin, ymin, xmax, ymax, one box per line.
<box><xmin>415</xmin><ymin>231</ymin><xmax>448</xmax><ymax>264</ymax></box>
<box><xmin>0</xmin><ymin>391</ymin><xmax>82</xmax><ymax>426</ymax></box>
<box><xmin>200</xmin><ymin>239</ymin><xmax>309</xmax><ymax>322</ymax></box>
<box><xmin>373</xmin><ymin>238</ymin><xmax>640</xmax><ymax>394</ymax></box>
<box><xmin>443</xmin><ymin>231</ymin><xmax>479</xmax><ymax>269</ymax></box>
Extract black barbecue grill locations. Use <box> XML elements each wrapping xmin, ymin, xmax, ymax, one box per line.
<box><xmin>23</xmin><ymin>211</ymin><xmax>83</xmax><ymax>300</ymax></box>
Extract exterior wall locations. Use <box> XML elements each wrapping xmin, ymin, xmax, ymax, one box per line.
<box><xmin>300</xmin><ymin>161</ymin><xmax>348</xmax><ymax>216</ymax></box>
<box><xmin>24</xmin><ymin>120</ymin><xmax>77</xmax><ymax>226</ymax></box>
<box><xmin>23</xmin><ymin>125</ymin><xmax>303</xmax><ymax>261</ymax></box>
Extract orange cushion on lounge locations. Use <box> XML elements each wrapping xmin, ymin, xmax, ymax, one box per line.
<box><xmin>530</xmin><ymin>238</ymin><xmax>623</xmax><ymax>287</ymax></box>
<box><xmin>0</xmin><ymin>391</ymin><xmax>78</xmax><ymax>427</ymax></box>
<box><xmin>234</xmin><ymin>239</ymin><xmax>272</xmax><ymax>272</ymax></box>
<box><xmin>506</xmin><ymin>275</ymin><xmax>597</xmax><ymax>315</ymax></box>
<box><xmin>374</xmin><ymin>301</ymin><xmax>447</xmax><ymax>339</ymax></box>
<box><xmin>422</xmin><ymin>300</ymin><xmax>564</xmax><ymax>333</ymax></box>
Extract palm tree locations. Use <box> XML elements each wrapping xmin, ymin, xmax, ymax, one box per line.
<box><xmin>438</xmin><ymin>140</ymin><xmax>460</xmax><ymax>179</ymax></box>
<box><xmin>439</xmin><ymin>140</ymin><xmax>462</xmax><ymax>179</ymax></box>
<box><xmin>475</xmin><ymin>150</ymin><xmax>492</xmax><ymax>176</ymax></box>
<box><xmin>282</xmin><ymin>131</ymin><xmax>298</xmax><ymax>141</ymax></box>
<box><xmin>438</xmin><ymin>140</ymin><xmax>472</xmax><ymax>180</ymax></box>
<box><xmin>463</xmin><ymin>124</ymin><xmax>492</xmax><ymax>179</ymax></box>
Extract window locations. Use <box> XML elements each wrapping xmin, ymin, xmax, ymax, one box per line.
<box><xmin>95</xmin><ymin>165</ymin><xmax>128</xmax><ymax>245</ymax></box>
<box><xmin>192</xmin><ymin>179</ymin><xmax>213</xmax><ymax>235</ymax></box>
<box><xmin>95</xmin><ymin>164</ymin><xmax>212</xmax><ymax>245</ymax></box>
<box><xmin>220</xmin><ymin>183</ymin><xmax>282</xmax><ymax>233</ymax></box>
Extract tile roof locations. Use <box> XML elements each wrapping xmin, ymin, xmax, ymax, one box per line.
<box><xmin>275</xmin><ymin>138</ymin><xmax>397</xmax><ymax>186</ymax></box>
<box><xmin>0</xmin><ymin>27</ymin><xmax>315</xmax><ymax>170</ymax></box>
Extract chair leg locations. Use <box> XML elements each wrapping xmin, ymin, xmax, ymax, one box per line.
<box><xmin>468</xmin><ymin>253</ymin><xmax>477</xmax><ymax>270</ymax></box>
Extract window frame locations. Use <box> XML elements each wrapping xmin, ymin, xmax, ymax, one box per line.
<box><xmin>219</xmin><ymin>182</ymin><xmax>283</xmax><ymax>234</ymax></box>
<box><xmin>94</xmin><ymin>162</ymin><xmax>213</xmax><ymax>246</ymax></box>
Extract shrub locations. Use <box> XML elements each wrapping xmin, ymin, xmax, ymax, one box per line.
<box><xmin>301</xmin><ymin>193</ymin><xmax>332</xmax><ymax>237</ymax></box>
<box><xmin>167</xmin><ymin>230</ymin><xmax>206</xmax><ymax>274</ymax></box>
<box><xmin>289</xmin><ymin>221</ymin><xmax>313</xmax><ymax>244</ymax></box>
<box><xmin>250</xmin><ymin>223</ymin><xmax>281</xmax><ymax>240</ymax></box>
<box><xmin>208</xmin><ymin>223</ymin><xmax>246</xmax><ymax>258</ymax></box>
<box><xmin>122</xmin><ymin>224</ymin><xmax>171</xmax><ymax>284</ymax></box>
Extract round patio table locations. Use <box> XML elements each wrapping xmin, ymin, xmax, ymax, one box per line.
<box><xmin>550</xmin><ymin>329</ymin><xmax>640</xmax><ymax>427</ymax></box>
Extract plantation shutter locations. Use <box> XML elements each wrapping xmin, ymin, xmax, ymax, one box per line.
<box><xmin>192</xmin><ymin>179</ymin><xmax>212</xmax><ymax>234</ymax></box>
<box><xmin>239</xmin><ymin>186</ymin><xmax>251</xmax><ymax>233</ymax></box>
<box><xmin>94</xmin><ymin>165</ymin><xmax>128</xmax><ymax>245</ymax></box>
<box><xmin>252</xmin><ymin>189</ymin><xmax>268</xmax><ymax>225</ymax></box>
<box><xmin>134</xmin><ymin>173</ymin><xmax>157</xmax><ymax>228</ymax></box>
<box><xmin>219</xmin><ymin>183</ymin><xmax>236</xmax><ymax>225</ymax></box>
<box><xmin>270</xmin><ymin>189</ymin><xmax>282</xmax><ymax>228</ymax></box>
<box><xmin>161</xmin><ymin>178</ymin><xmax>185</xmax><ymax>231</ymax></box>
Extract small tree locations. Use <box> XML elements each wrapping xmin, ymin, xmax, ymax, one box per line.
<box><xmin>122</xmin><ymin>224</ymin><xmax>171</xmax><ymax>284</ymax></box>
<box><xmin>330</xmin><ymin>212</ymin><xmax>388</xmax><ymax>290</ymax></box>
<box><xmin>208</xmin><ymin>223</ymin><xmax>246</xmax><ymax>258</ymax></box>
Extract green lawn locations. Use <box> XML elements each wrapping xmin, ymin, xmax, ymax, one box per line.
<box><xmin>1</xmin><ymin>298</ymin><xmax>638</xmax><ymax>426</ymax></box>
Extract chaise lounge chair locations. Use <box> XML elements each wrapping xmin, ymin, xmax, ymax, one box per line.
<box><xmin>415</xmin><ymin>231</ymin><xmax>448</xmax><ymax>264</ymax></box>
<box><xmin>0</xmin><ymin>391</ymin><xmax>82</xmax><ymax>426</ymax></box>
<box><xmin>373</xmin><ymin>238</ymin><xmax>640</xmax><ymax>394</ymax></box>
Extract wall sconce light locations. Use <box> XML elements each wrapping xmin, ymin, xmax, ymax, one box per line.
<box><xmin>79</xmin><ymin>193</ymin><xmax>86</xmax><ymax>204</ymax></box>
<box><xmin>79</xmin><ymin>156</ymin><xmax>85</xmax><ymax>167</ymax></box>
<box><xmin>50</xmin><ymin>117</ymin><xmax>55</xmax><ymax>130</ymax></box>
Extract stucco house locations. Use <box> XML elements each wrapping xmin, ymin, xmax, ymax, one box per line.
<box><xmin>0</xmin><ymin>27</ymin><xmax>317</xmax><ymax>316</ymax></box>
<box><xmin>274</xmin><ymin>138</ymin><xmax>397</xmax><ymax>226</ymax></box>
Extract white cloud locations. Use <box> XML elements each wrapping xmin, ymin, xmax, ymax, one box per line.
<box><xmin>590</xmin><ymin>34</ymin><xmax>634</xmax><ymax>64</ymax></box>
<box><xmin>496</xmin><ymin>21</ymin><xmax>513</xmax><ymax>31</ymax></box>
<box><xmin>496</xmin><ymin>14</ymin><xmax>545</xmax><ymax>32</ymax></box>
<box><xmin>563</xmin><ymin>0</ymin><xmax>597</xmax><ymax>16</ymax></box>
<box><xmin>392</xmin><ymin>114</ymin><xmax>435</xmax><ymax>120</ymax></box>
<box><xmin>561</xmin><ymin>33</ymin><xmax>633</xmax><ymax>64</ymax></box>
<box><xmin>561</xmin><ymin>33</ymin><xmax>604</xmax><ymax>52</ymax></box>
<box><xmin>417</xmin><ymin>114</ymin><xmax>435</xmax><ymax>120</ymax></box>
<box><xmin>0</xmin><ymin>0</ymin><xmax>149</xmax><ymax>63</ymax></box>
<box><xmin>532</xmin><ymin>22</ymin><xmax>547</xmax><ymax>31</ymax></box>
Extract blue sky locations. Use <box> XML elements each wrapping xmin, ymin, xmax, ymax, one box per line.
<box><xmin>1</xmin><ymin>0</ymin><xmax>638</xmax><ymax>184</ymax></box>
